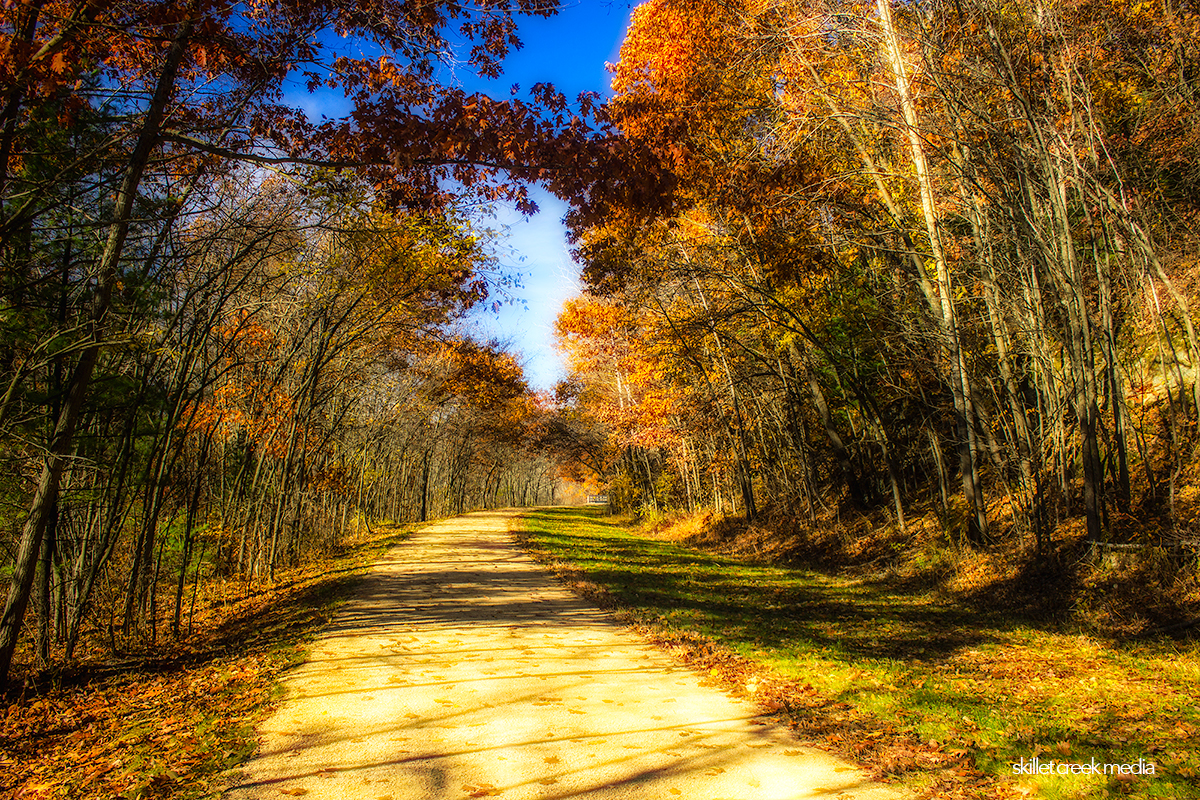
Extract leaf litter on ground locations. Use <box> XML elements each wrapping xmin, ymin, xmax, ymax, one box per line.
<box><xmin>1</xmin><ymin>524</ymin><xmax>415</xmax><ymax>800</ymax></box>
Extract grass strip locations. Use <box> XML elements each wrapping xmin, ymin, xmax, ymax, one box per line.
<box><xmin>1</xmin><ymin>522</ymin><xmax>416</xmax><ymax>800</ymax></box>
<box><xmin>515</xmin><ymin>506</ymin><xmax>1200</xmax><ymax>800</ymax></box>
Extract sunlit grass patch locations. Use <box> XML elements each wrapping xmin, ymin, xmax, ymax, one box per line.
<box><xmin>516</xmin><ymin>507</ymin><xmax>1200</xmax><ymax>800</ymax></box>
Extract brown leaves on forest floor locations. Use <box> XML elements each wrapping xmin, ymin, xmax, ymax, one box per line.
<box><xmin>2</xmin><ymin>650</ymin><xmax>284</xmax><ymax>799</ymax></box>
<box><xmin>1</xmin><ymin>526</ymin><xmax>411</xmax><ymax>800</ymax></box>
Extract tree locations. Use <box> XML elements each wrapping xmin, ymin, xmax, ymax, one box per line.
<box><xmin>0</xmin><ymin>0</ymin><xmax>624</xmax><ymax>682</ymax></box>
<box><xmin>559</xmin><ymin>0</ymin><xmax>1200</xmax><ymax>562</ymax></box>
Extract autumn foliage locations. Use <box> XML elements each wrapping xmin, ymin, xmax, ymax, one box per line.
<box><xmin>555</xmin><ymin>0</ymin><xmax>1200</xmax><ymax>631</ymax></box>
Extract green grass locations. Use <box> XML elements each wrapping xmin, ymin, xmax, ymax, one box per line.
<box><xmin>516</xmin><ymin>507</ymin><xmax>1200</xmax><ymax>800</ymax></box>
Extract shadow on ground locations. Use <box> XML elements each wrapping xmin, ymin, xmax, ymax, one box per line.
<box><xmin>517</xmin><ymin>508</ymin><xmax>1018</xmax><ymax>666</ymax></box>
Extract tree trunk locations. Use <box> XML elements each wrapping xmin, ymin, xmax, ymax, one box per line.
<box><xmin>419</xmin><ymin>448</ymin><xmax>430</xmax><ymax>523</ymax></box>
<box><xmin>789</xmin><ymin>340</ymin><xmax>862</xmax><ymax>504</ymax></box>
<box><xmin>0</xmin><ymin>15</ymin><xmax>194</xmax><ymax>682</ymax></box>
<box><xmin>878</xmin><ymin>0</ymin><xmax>986</xmax><ymax>542</ymax></box>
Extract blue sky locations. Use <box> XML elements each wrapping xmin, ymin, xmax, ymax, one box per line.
<box><xmin>458</xmin><ymin>2</ymin><xmax>635</xmax><ymax>391</ymax></box>
<box><xmin>466</xmin><ymin>189</ymin><xmax>584</xmax><ymax>391</ymax></box>
<box><xmin>453</xmin><ymin>2</ymin><xmax>634</xmax><ymax>102</ymax></box>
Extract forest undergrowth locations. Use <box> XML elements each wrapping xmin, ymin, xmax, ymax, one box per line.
<box><xmin>648</xmin><ymin>498</ymin><xmax>1200</xmax><ymax>639</ymax></box>
<box><xmin>516</xmin><ymin>506</ymin><xmax>1200</xmax><ymax>800</ymax></box>
<box><xmin>0</xmin><ymin>522</ymin><xmax>416</xmax><ymax>800</ymax></box>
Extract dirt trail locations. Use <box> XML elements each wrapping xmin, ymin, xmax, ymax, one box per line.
<box><xmin>224</xmin><ymin>510</ymin><xmax>906</xmax><ymax>799</ymax></box>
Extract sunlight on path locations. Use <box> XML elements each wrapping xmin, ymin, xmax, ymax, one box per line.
<box><xmin>223</xmin><ymin>510</ymin><xmax>906</xmax><ymax>799</ymax></box>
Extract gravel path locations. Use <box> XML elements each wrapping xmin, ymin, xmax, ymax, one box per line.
<box><xmin>223</xmin><ymin>510</ymin><xmax>906</xmax><ymax>800</ymax></box>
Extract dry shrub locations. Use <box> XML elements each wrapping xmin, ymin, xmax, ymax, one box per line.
<box><xmin>651</xmin><ymin>502</ymin><xmax>911</xmax><ymax>569</ymax></box>
<box><xmin>1076</xmin><ymin>545</ymin><xmax>1200</xmax><ymax>636</ymax></box>
<box><xmin>644</xmin><ymin>508</ymin><xmax>719</xmax><ymax>542</ymax></box>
